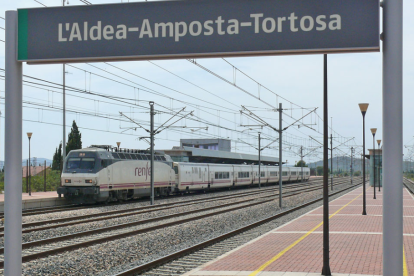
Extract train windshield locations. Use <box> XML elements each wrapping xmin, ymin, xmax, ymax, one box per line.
<box><xmin>66</xmin><ymin>157</ymin><xmax>96</xmax><ymax>171</ymax></box>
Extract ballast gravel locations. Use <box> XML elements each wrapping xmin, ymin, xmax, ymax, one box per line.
<box><xmin>0</xmin><ymin>180</ymin><xmax>357</xmax><ymax>276</ymax></box>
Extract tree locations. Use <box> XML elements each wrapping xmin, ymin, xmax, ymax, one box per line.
<box><xmin>52</xmin><ymin>142</ymin><xmax>63</xmax><ymax>171</ymax></box>
<box><xmin>66</xmin><ymin>120</ymin><xmax>82</xmax><ymax>155</ymax></box>
<box><xmin>295</xmin><ymin>160</ymin><xmax>307</xmax><ymax>167</ymax></box>
<box><xmin>316</xmin><ymin>166</ymin><xmax>323</xmax><ymax>176</ymax></box>
<box><xmin>316</xmin><ymin>166</ymin><xmax>331</xmax><ymax>176</ymax></box>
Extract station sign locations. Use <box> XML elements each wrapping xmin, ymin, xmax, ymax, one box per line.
<box><xmin>17</xmin><ymin>0</ymin><xmax>379</xmax><ymax>64</ymax></box>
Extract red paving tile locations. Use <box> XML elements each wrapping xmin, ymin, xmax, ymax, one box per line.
<box><xmin>266</xmin><ymin>233</ymin><xmax>383</xmax><ymax>275</ymax></box>
<box><xmin>190</xmin><ymin>186</ymin><xmax>414</xmax><ymax>276</ymax></box>
<box><xmin>0</xmin><ymin>191</ymin><xmax>59</xmax><ymax>202</ymax></box>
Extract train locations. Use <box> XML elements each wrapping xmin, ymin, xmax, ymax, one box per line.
<box><xmin>57</xmin><ymin>146</ymin><xmax>310</xmax><ymax>204</ymax></box>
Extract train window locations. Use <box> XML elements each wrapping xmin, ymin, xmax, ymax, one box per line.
<box><xmin>155</xmin><ymin>156</ymin><xmax>161</xmax><ymax>161</ymax></box>
<box><xmin>135</xmin><ymin>154</ymin><xmax>142</xmax><ymax>160</ymax></box>
<box><xmin>80</xmin><ymin>158</ymin><xmax>95</xmax><ymax>170</ymax></box>
<box><xmin>111</xmin><ymin>152</ymin><xmax>120</xmax><ymax>159</ymax></box>
<box><xmin>124</xmin><ymin>153</ymin><xmax>132</xmax><ymax>160</ymax></box>
<box><xmin>282</xmin><ymin>171</ymin><xmax>288</xmax><ymax>176</ymax></box>
<box><xmin>131</xmin><ymin>154</ymin><xmax>138</xmax><ymax>160</ymax></box>
<box><xmin>143</xmin><ymin>155</ymin><xmax>149</xmax><ymax>160</ymax></box>
<box><xmin>118</xmin><ymin>153</ymin><xmax>125</xmax><ymax>159</ymax></box>
<box><xmin>174</xmin><ymin>166</ymin><xmax>179</xmax><ymax>174</ymax></box>
<box><xmin>161</xmin><ymin>156</ymin><xmax>166</xmax><ymax>161</ymax></box>
<box><xmin>101</xmin><ymin>160</ymin><xmax>107</xmax><ymax>168</ymax></box>
<box><xmin>238</xmin><ymin>172</ymin><xmax>250</xmax><ymax>178</ymax></box>
<box><xmin>261</xmin><ymin>172</ymin><xmax>265</xmax><ymax>177</ymax></box>
<box><xmin>67</xmin><ymin>158</ymin><xmax>81</xmax><ymax>169</ymax></box>
<box><xmin>291</xmin><ymin>172</ymin><xmax>296</xmax><ymax>175</ymax></box>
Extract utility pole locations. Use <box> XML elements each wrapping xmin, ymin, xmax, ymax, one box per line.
<box><xmin>44</xmin><ymin>160</ymin><xmax>46</xmax><ymax>192</ymax></box>
<box><xmin>351</xmin><ymin>147</ymin><xmax>354</xmax><ymax>185</ymax></box>
<box><xmin>26</xmin><ymin>160</ymin><xmax>28</xmax><ymax>193</ymax></box>
<box><xmin>62</xmin><ymin>0</ymin><xmax>66</xmax><ymax>163</ymax></box>
<box><xmin>120</xmin><ymin>104</ymin><xmax>194</xmax><ymax>205</ymax></box>
<box><xmin>150</xmin><ymin>102</ymin><xmax>154</xmax><ymax>205</ymax></box>
<box><xmin>330</xmin><ymin>133</ymin><xmax>333</xmax><ymax>190</ymax></box>
<box><xmin>321</xmin><ymin>53</ymin><xmax>331</xmax><ymax>276</ymax></box>
<box><xmin>240</xmin><ymin>104</ymin><xmax>314</xmax><ymax>208</ymax></box>
<box><xmin>278</xmin><ymin>103</ymin><xmax>283</xmax><ymax>208</ymax></box>
<box><xmin>258</xmin><ymin>132</ymin><xmax>261</xmax><ymax>188</ymax></box>
<box><xmin>300</xmin><ymin>146</ymin><xmax>304</xmax><ymax>182</ymax></box>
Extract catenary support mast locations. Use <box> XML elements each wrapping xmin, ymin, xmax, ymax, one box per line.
<box><xmin>5</xmin><ymin>10</ymin><xmax>23</xmax><ymax>276</ymax></box>
<box><xmin>382</xmin><ymin>0</ymin><xmax>403</xmax><ymax>274</ymax></box>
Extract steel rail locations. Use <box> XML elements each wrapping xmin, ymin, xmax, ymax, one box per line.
<box><xmin>0</xmin><ymin>178</ymin><xmax>326</xmax><ymax>234</ymax></box>
<box><xmin>0</xmin><ymin>178</ymin><xmax>349</xmax><ymax>237</ymax></box>
<box><xmin>0</xmin><ymin>179</ymin><xmax>353</xmax><ymax>268</ymax></box>
<box><xmin>9</xmin><ymin>178</ymin><xmax>346</xmax><ymax>236</ymax></box>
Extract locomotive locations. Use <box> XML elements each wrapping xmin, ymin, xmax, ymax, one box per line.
<box><xmin>57</xmin><ymin>146</ymin><xmax>310</xmax><ymax>204</ymax></box>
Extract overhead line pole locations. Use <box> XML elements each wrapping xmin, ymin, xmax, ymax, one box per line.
<box><xmin>120</xmin><ymin>104</ymin><xmax>194</xmax><ymax>205</ymax></box>
<box><xmin>301</xmin><ymin>146</ymin><xmax>303</xmax><ymax>182</ymax></box>
<box><xmin>258</xmin><ymin>132</ymin><xmax>261</xmax><ymax>188</ymax></box>
<box><xmin>321</xmin><ymin>54</ymin><xmax>331</xmax><ymax>275</ymax></box>
<box><xmin>278</xmin><ymin>103</ymin><xmax>283</xmax><ymax>208</ymax></box>
<box><xmin>150</xmin><ymin>102</ymin><xmax>155</xmax><ymax>205</ymax></box>
<box><xmin>62</xmin><ymin>0</ymin><xmax>66</xmax><ymax>164</ymax></box>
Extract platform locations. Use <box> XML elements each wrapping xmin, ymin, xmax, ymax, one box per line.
<box><xmin>0</xmin><ymin>191</ymin><xmax>66</xmax><ymax>212</ymax></box>
<box><xmin>183</xmin><ymin>186</ymin><xmax>413</xmax><ymax>276</ymax></box>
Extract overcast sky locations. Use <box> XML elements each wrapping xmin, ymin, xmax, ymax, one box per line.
<box><xmin>1</xmin><ymin>0</ymin><xmax>413</xmax><ymax>166</ymax></box>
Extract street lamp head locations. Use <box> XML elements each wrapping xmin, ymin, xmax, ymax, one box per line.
<box><xmin>370</xmin><ymin>128</ymin><xmax>377</xmax><ymax>135</ymax></box>
<box><xmin>26</xmin><ymin>132</ymin><xmax>32</xmax><ymax>139</ymax></box>
<box><xmin>377</xmin><ymin>139</ymin><xmax>381</xmax><ymax>146</ymax></box>
<box><xmin>116</xmin><ymin>142</ymin><xmax>121</xmax><ymax>148</ymax></box>
<box><xmin>358</xmin><ymin>103</ymin><xmax>369</xmax><ymax>115</ymax></box>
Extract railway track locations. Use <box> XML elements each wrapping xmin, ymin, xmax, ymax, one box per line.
<box><xmin>0</xmin><ymin>178</ymin><xmax>347</xmax><ymax>237</ymax></box>
<box><xmin>0</xmin><ymin>180</ymin><xmax>318</xmax><ymax>236</ymax></box>
<box><xmin>0</xmin><ymin>177</ymin><xmax>355</xmax><ymax>268</ymax></box>
<box><xmin>0</xmin><ymin>177</ymin><xmax>323</xmax><ymax>220</ymax></box>
<box><xmin>403</xmin><ymin>177</ymin><xmax>414</xmax><ymax>194</ymax></box>
<box><xmin>113</xmin><ymin>180</ymin><xmax>363</xmax><ymax>276</ymax></box>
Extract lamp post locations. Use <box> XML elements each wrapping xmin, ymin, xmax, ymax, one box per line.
<box><xmin>358</xmin><ymin>103</ymin><xmax>368</xmax><ymax>215</ymax></box>
<box><xmin>371</xmin><ymin>128</ymin><xmax>377</xmax><ymax>199</ymax></box>
<box><xmin>116</xmin><ymin>142</ymin><xmax>121</xmax><ymax>151</ymax></box>
<box><xmin>27</xmin><ymin>132</ymin><xmax>32</xmax><ymax>196</ymax></box>
<box><xmin>377</xmin><ymin>139</ymin><xmax>381</xmax><ymax>192</ymax></box>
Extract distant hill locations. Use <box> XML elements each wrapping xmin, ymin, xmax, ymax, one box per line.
<box><xmin>308</xmin><ymin>156</ymin><xmax>364</xmax><ymax>172</ymax></box>
<box><xmin>308</xmin><ymin>156</ymin><xmax>413</xmax><ymax>173</ymax></box>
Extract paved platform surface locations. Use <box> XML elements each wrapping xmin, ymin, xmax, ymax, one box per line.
<box><xmin>183</xmin><ymin>186</ymin><xmax>413</xmax><ymax>276</ymax></box>
<box><xmin>0</xmin><ymin>191</ymin><xmax>59</xmax><ymax>202</ymax></box>
<box><xmin>0</xmin><ymin>191</ymin><xmax>66</xmax><ymax>211</ymax></box>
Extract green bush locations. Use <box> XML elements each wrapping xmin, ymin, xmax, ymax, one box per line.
<box><xmin>0</xmin><ymin>170</ymin><xmax>61</xmax><ymax>193</ymax></box>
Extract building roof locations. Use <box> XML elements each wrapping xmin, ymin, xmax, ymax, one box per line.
<box><xmin>22</xmin><ymin>166</ymin><xmax>47</xmax><ymax>177</ymax></box>
<box><xmin>162</xmin><ymin>146</ymin><xmax>280</xmax><ymax>165</ymax></box>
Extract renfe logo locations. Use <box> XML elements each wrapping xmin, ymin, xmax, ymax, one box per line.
<box><xmin>58</xmin><ymin>13</ymin><xmax>341</xmax><ymax>43</ymax></box>
<box><xmin>135</xmin><ymin>162</ymin><xmax>151</xmax><ymax>181</ymax></box>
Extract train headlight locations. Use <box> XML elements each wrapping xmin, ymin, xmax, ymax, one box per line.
<box><xmin>65</xmin><ymin>179</ymin><xmax>71</xmax><ymax>183</ymax></box>
<box><xmin>85</xmin><ymin>179</ymin><xmax>93</xmax><ymax>184</ymax></box>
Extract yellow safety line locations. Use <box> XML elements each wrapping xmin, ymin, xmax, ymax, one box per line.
<box><xmin>249</xmin><ymin>189</ymin><xmax>365</xmax><ymax>276</ymax></box>
<box><xmin>403</xmin><ymin>246</ymin><xmax>408</xmax><ymax>276</ymax></box>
